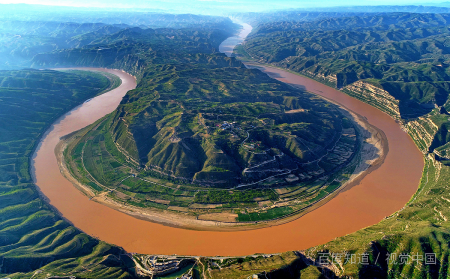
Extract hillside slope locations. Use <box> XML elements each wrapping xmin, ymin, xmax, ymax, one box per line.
<box><xmin>238</xmin><ymin>13</ymin><xmax>450</xmax><ymax>119</ymax></box>
<box><xmin>0</xmin><ymin>69</ymin><xmax>133</xmax><ymax>278</ymax></box>
<box><xmin>58</xmin><ymin>24</ymin><xmax>371</xmax><ymax>227</ymax></box>
<box><xmin>208</xmin><ymin>11</ymin><xmax>450</xmax><ymax>279</ymax></box>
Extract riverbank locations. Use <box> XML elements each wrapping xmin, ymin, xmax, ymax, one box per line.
<box><xmin>31</xmin><ymin>23</ymin><xmax>422</xmax><ymax>256</ymax></box>
<box><xmin>55</xmin><ymin>103</ymin><xmax>387</xmax><ymax>231</ymax></box>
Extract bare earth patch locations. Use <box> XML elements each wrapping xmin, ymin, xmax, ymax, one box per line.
<box><xmin>168</xmin><ymin>206</ymin><xmax>190</xmax><ymax>212</ymax></box>
<box><xmin>55</xmin><ymin>83</ymin><xmax>388</xmax><ymax>231</ymax></box>
<box><xmin>258</xmin><ymin>200</ymin><xmax>272</xmax><ymax>207</ymax></box>
<box><xmin>189</xmin><ymin>203</ymin><xmax>223</xmax><ymax>209</ymax></box>
<box><xmin>275</xmin><ymin>188</ymin><xmax>289</xmax><ymax>194</ymax></box>
<box><xmin>147</xmin><ymin>198</ymin><xmax>171</xmax><ymax>205</ymax></box>
<box><xmin>198</xmin><ymin>213</ymin><xmax>239</xmax><ymax>222</ymax></box>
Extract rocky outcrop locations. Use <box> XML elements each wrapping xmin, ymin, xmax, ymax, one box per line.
<box><xmin>342</xmin><ymin>80</ymin><xmax>401</xmax><ymax>120</ymax></box>
<box><xmin>405</xmin><ymin>117</ymin><xmax>439</xmax><ymax>154</ymax></box>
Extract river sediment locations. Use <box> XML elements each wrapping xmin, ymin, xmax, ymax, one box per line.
<box><xmin>54</xmin><ymin>106</ymin><xmax>386</xmax><ymax>231</ymax></box>
<box><xmin>31</xmin><ymin>25</ymin><xmax>423</xmax><ymax>256</ymax></box>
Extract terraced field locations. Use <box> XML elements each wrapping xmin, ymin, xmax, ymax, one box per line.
<box><xmin>62</xmin><ymin>55</ymin><xmax>370</xmax><ymax>226</ymax></box>
<box><xmin>0</xmin><ymin>69</ymin><xmax>135</xmax><ymax>278</ymax></box>
<box><xmin>6</xmin><ymin>7</ymin><xmax>450</xmax><ymax>279</ymax></box>
<box><xmin>196</xmin><ymin>11</ymin><xmax>450</xmax><ymax>278</ymax></box>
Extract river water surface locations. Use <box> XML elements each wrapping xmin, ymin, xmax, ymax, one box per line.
<box><xmin>31</xmin><ymin>24</ymin><xmax>424</xmax><ymax>256</ymax></box>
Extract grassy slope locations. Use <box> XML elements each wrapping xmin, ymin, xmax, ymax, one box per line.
<box><xmin>53</xmin><ymin>21</ymin><xmax>364</xmax><ymax>224</ymax></box>
<box><xmin>63</xmin><ymin>53</ymin><xmax>362</xmax><ymax>223</ymax></box>
<box><xmin>207</xmin><ymin>13</ymin><xmax>450</xmax><ymax>279</ymax></box>
<box><xmin>6</xmin><ymin>12</ymin><xmax>450</xmax><ymax>278</ymax></box>
<box><xmin>0</xmin><ymin>69</ymin><xmax>134</xmax><ymax>279</ymax></box>
<box><xmin>205</xmin><ymin>74</ymin><xmax>450</xmax><ymax>279</ymax></box>
<box><xmin>0</xmin><ymin>19</ymin><xmax>240</xmax><ymax>278</ymax></box>
<box><xmin>241</xmin><ymin>13</ymin><xmax>450</xmax><ymax>120</ymax></box>
<box><xmin>0</xmin><ymin>14</ymin><xmax>238</xmax><ymax>70</ymax></box>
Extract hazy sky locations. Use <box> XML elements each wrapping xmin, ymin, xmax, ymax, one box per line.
<box><xmin>0</xmin><ymin>0</ymin><xmax>447</xmax><ymax>12</ymax></box>
<box><xmin>0</xmin><ymin>0</ymin><xmax>446</xmax><ymax>7</ymax></box>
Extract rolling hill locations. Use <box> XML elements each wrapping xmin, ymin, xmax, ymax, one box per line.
<box><xmin>58</xmin><ymin>25</ymin><xmax>367</xmax><ymax>226</ymax></box>
<box><xmin>0</xmin><ymin>69</ymin><xmax>134</xmax><ymax>278</ymax></box>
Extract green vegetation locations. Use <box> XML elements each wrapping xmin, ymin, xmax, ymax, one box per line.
<box><xmin>238</xmin><ymin>13</ymin><xmax>450</xmax><ymax>119</ymax></box>
<box><xmin>61</xmin><ymin>23</ymin><xmax>366</xmax><ymax>224</ymax></box>
<box><xmin>7</xmin><ymin>7</ymin><xmax>450</xmax><ymax>279</ymax></box>
<box><xmin>199</xmin><ymin>10</ymin><xmax>450</xmax><ymax>279</ymax></box>
<box><xmin>237</xmin><ymin>206</ymin><xmax>293</xmax><ymax>222</ymax></box>
<box><xmin>0</xmin><ymin>69</ymin><xmax>112</xmax><ymax>183</ymax></box>
<box><xmin>208</xmin><ymin>252</ymin><xmax>304</xmax><ymax>279</ymax></box>
<box><xmin>194</xmin><ymin>189</ymin><xmax>278</xmax><ymax>204</ymax></box>
<box><xmin>0</xmin><ymin>69</ymin><xmax>134</xmax><ymax>278</ymax></box>
<box><xmin>214</xmin><ymin>152</ymin><xmax>450</xmax><ymax>278</ymax></box>
<box><xmin>31</xmin><ymin>26</ymin><xmax>237</xmax><ymax>79</ymax></box>
<box><xmin>0</xmin><ymin>12</ymin><xmax>238</xmax><ymax>70</ymax></box>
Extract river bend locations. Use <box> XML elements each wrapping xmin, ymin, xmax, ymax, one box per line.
<box><xmin>31</xmin><ymin>25</ymin><xmax>423</xmax><ymax>256</ymax></box>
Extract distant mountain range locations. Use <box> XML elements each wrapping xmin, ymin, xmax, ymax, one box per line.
<box><xmin>238</xmin><ymin>12</ymin><xmax>450</xmax><ymax>119</ymax></box>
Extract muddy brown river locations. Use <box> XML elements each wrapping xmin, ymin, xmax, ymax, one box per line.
<box><xmin>32</xmin><ymin>26</ymin><xmax>424</xmax><ymax>256</ymax></box>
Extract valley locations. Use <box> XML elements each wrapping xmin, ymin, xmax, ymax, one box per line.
<box><xmin>27</xmin><ymin>20</ymin><xmax>418</xmax><ymax>260</ymax></box>
<box><xmin>48</xmin><ymin>20</ymin><xmax>389</xmax><ymax>230</ymax></box>
<box><xmin>1</xmin><ymin>5</ymin><xmax>449</xmax><ymax>279</ymax></box>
